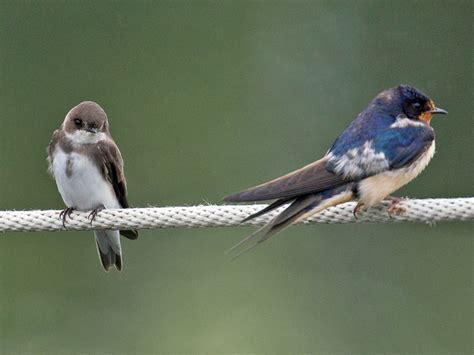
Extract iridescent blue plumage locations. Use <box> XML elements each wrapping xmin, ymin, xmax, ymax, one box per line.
<box><xmin>328</xmin><ymin>103</ymin><xmax>395</xmax><ymax>157</ymax></box>
<box><xmin>225</xmin><ymin>84</ymin><xmax>446</xmax><ymax>258</ymax></box>
<box><xmin>373</xmin><ymin>126</ymin><xmax>434</xmax><ymax>169</ymax></box>
<box><xmin>326</xmin><ymin>85</ymin><xmax>437</xmax><ymax>179</ymax></box>
<box><xmin>327</xmin><ymin>120</ymin><xmax>435</xmax><ymax>179</ymax></box>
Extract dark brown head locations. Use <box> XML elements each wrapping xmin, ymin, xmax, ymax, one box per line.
<box><xmin>63</xmin><ymin>101</ymin><xmax>110</xmax><ymax>143</ymax></box>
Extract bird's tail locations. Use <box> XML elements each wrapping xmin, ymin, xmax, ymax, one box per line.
<box><xmin>227</xmin><ymin>183</ymin><xmax>355</xmax><ymax>259</ymax></box>
<box><xmin>94</xmin><ymin>230</ymin><xmax>123</xmax><ymax>272</ymax></box>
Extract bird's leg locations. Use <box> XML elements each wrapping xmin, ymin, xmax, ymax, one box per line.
<box><xmin>59</xmin><ymin>207</ymin><xmax>74</xmax><ymax>228</ymax></box>
<box><xmin>88</xmin><ymin>204</ymin><xmax>105</xmax><ymax>224</ymax></box>
<box><xmin>353</xmin><ymin>202</ymin><xmax>365</xmax><ymax>219</ymax></box>
<box><xmin>385</xmin><ymin>196</ymin><xmax>406</xmax><ymax>216</ymax></box>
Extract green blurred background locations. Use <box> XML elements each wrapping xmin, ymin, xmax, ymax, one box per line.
<box><xmin>0</xmin><ymin>1</ymin><xmax>472</xmax><ymax>353</ymax></box>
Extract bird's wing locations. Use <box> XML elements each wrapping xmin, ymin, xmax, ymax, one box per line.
<box><xmin>96</xmin><ymin>140</ymin><xmax>129</xmax><ymax>208</ymax></box>
<box><xmin>96</xmin><ymin>140</ymin><xmax>138</xmax><ymax>240</ymax></box>
<box><xmin>225</xmin><ymin>125</ymin><xmax>434</xmax><ymax>203</ymax></box>
<box><xmin>224</xmin><ymin>157</ymin><xmax>347</xmax><ymax>202</ymax></box>
<box><xmin>326</xmin><ymin>124</ymin><xmax>435</xmax><ymax>179</ymax></box>
<box><xmin>46</xmin><ymin>128</ymin><xmax>62</xmax><ymax>176</ymax></box>
<box><xmin>387</xmin><ymin>128</ymin><xmax>435</xmax><ymax>169</ymax></box>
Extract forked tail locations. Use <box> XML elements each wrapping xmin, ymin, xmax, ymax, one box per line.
<box><xmin>227</xmin><ymin>184</ymin><xmax>355</xmax><ymax>259</ymax></box>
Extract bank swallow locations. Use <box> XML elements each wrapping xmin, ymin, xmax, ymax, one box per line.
<box><xmin>225</xmin><ymin>85</ymin><xmax>447</xmax><ymax>257</ymax></box>
<box><xmin>48</xmin><ymin>101</ymin><xmax>138</xmax><ymax>271</ymax></box>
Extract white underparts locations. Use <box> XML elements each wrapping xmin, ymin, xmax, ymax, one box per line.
<box><xmin>358</xmin><ymin>142</ymin><xmax>435</xmax><ymax>207</ymax></box>
<box><xmin>52</xmin><ymin>148</ymin><xmax>120</xmax><ymax>210</ymax></box>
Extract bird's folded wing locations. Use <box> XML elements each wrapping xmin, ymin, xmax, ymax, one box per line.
<box><xmin>224</xmin><ymin>157</ymin><xmax>347</xmax><ymax>202</ymax></box>
<box><xmin>326</xmin><ymin>125</ymin><xmax>435</xmax><ymax>178</ymax></box>
<box><xmin>225</xmin><ymin>126</ymin><xmax>434</xmax><ymax>203</ymax></box>
<box><xmin>96</xmin><ymin>141</ymin><xmax>139</xmax><ymax>240</ymax></box>
<box><xmin>388</xmin><ymin>129</ymin><xmax>435</xmax><ymax>169</ymax></box>
<box><xmin>96</xmin><ymin>141</ymin><xmax>129</xmax><ymax>208</ymax></box>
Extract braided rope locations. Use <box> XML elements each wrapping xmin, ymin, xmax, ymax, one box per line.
<box><xmin>0</xmin><ymin>198</ymin><xmax>472</xmax><ymax>233</ymax></box>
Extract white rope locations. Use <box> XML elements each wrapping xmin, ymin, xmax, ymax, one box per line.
<box><xmin>0</xmin><ymin>198</ymin><xmax>472</xmax><ymax>233</ymax></box>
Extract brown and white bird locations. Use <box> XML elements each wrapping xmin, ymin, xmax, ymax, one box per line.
<box><xmin>48</xmin><ymin>101</ymin><xmax>138</xmax><ymax>271</ymax></box>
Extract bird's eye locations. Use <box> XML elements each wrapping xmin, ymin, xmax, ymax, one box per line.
<box><xmin>413</xmin><ymin>102</ymin><xmax>421</xmax><ymax>109</ymax></box>
<box><xmin>73</xmin><ymin>117</ymin><xmax>82</xmax><ymax>127</ymax></box>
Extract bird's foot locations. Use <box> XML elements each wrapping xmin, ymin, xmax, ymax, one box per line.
<box><xmin>386</xmin><ymin>196</ymin><xmax>406</xmax><ymax>216</ymax></box>
<box><xmin>88</xmin><ymin>205</ymin><xmax>105</xmax><ymax>225</ymax></box>
<box><xmin>353</xmin><ymin>202</ymin><xmax>365</xmax><ymax>219</ymax></box>
<box><xmin>59</xmin><ymin>207</ymin><xmax>74</xmax><ymax>228</ymax></box>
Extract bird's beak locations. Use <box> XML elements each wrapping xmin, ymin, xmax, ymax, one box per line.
<box><xmin>86</xmin><ymin>127</ymin><xmax>98</xmax><ymax>133</ymax></box>
<box><xmin>430</xmin><ymin>107</ymin><xmax>448</xmax><ymax>115</ymax></box>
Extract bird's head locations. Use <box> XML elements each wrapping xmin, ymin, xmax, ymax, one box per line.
<box><xmin>398</xmin><ymin>85</ymin><xmax>447</xmax><ymax>123</ymax></box>
<box><xmin>375</xmin><ymin>85</ymin><xmax>447</xmax><ymax>124</ymax></box>
<box><xmin>63</xmin><ymin>101</ymin><xmax>109</xmax><ymax>144</ymax></box>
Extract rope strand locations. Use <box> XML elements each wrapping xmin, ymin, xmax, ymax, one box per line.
<box><xmin>1</xmin><ymin>198</ymin><xmax>472</xmax><ymax>233</ymax></box>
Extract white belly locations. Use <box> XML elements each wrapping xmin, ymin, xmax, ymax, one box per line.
<box><xmin>52</xmin><ymin>148</ymin><xmax>120</xmax><ymax>211</ymax></box>
<box><xmin>358</xmin><ymin>142</ymin><xmax>435</xmax><ymax>207</ymax></box>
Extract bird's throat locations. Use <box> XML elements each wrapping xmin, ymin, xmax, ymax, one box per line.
<box><xmin>419</xmin><ymin>111</ymin><xmax>433</xmax><ymax>124</ymax></box>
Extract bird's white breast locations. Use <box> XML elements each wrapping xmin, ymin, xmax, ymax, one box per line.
<box><xmin>52</xmin><ymin>148</ymin><xmax>120</xmax><ymax>211</ymax></box>
<box><xmin>358</xmin><ymin>142</ymin><xmax>435</xmax><ymax>207</ymax></box>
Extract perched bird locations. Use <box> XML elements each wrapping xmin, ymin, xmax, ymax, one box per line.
<box><xmin>225</xmin><ymin>85</ymin><xmax>447</xmax><ymax>257</ymax></box>
<box><xmin>47</xmin><ymin>101</ymin><xmax>138</xmax><ymax>271</ymax></box>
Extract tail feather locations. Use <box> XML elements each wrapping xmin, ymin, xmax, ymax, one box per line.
<box><xmin>94</xmin><ymin>230</ymin><xmax>123</xmax><ymax>272</ymax></box>
<box><xmin>115</xmin><ymin>253</ymin><xmax>122</xmax><ymax>271</ymax></box>
<box><xmin>228</xmin><ymin>184</ymin><xmax>355</xmax><ymax>259</ymax></box>
<box><xmin>241</xmin><ymin>198</ymin><xmax>291</xmax><ymax>223</ymax></box>
<box><xmin>228</xmin><ymin>194</ymin><xmax>322</xmax><ymax>259</ymax></box>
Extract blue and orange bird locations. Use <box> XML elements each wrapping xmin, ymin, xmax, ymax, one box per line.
<box><xmin>224</xmin><ymin>85</ymin><xmax>447</xmax><ymax>257</ymax></box>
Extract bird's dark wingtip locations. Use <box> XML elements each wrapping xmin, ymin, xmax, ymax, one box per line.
<box><xmin>223</xmin><ymin>192</ymin><xmax>246</xmax><ymax>202</ymax></box>
<box><xmin>223</xmin><ymin>195</ymin><xmax>233</xmax><ymax>202</ymax></box>
<box><xmin>120</xmin><ymin>229</ymin><xmax>139</xmax><ymax>240</ymax></box>
<box><xmin>224</xmin><ymin>187</ymin><xmax>268</xmax><ymax>202</ymax></box>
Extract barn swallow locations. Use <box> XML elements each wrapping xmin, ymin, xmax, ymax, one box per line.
<box><xmin>47</xmin><ymin>101</ymin><xmax>138</xmax><ymax>271</ymax></box>
<box><xmin>224</xmin><ymin>85</ymin><xmax>447</xmax><ymax>257</ymax></box>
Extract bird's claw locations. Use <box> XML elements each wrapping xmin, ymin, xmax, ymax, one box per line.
<box><xmin>88</xmin><ymin>205</ymin><xmax>105</xmax><ymax>225</ymax></box>
<box><xmin>386</xmin><ymin>196</ymin><xmax>406</xmax><ymax>216</ymax></box>
<box><xmin>352</xmin><ymin>202</ymin><xmax>365</xmax><ymax>219</ymax></box>
<box><xmin>59</xmin><ymin>207</ymin><xmax>74</xmax><ymax>228</ymax></box>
